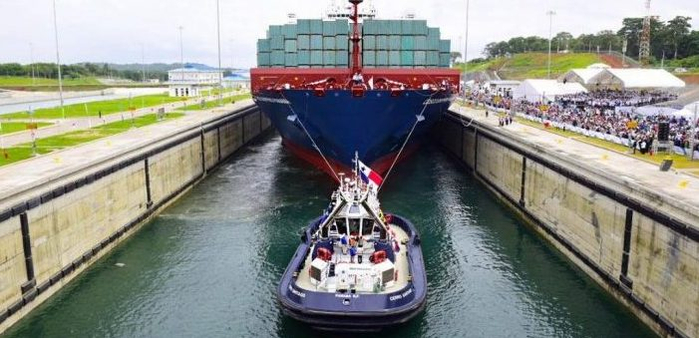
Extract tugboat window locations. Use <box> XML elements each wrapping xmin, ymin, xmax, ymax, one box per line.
<box><xmin>336</xmin><ymin>218</ymin><xmax>347</xmax><ymax>235</ymax></box>
<box><xmin>362</xmin><ymin>219</ymin><xmax>374</xmax><ymax>236</ymax></box>
<box><xmin>349</xmin><ymin>218</ymin><xmax>360</xmax><ymax>235</ymax></box>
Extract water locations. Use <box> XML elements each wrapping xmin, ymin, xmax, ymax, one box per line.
<box><xmin>4</xmin><ymin>134</ymin><xmax>656</xmax><ymax>338</ymax></box>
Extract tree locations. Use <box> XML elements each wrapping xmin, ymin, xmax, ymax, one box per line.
<box><xmin>553</xmin><ymin>32</ymin><xmax>573</xmax><ymax>52</ymax></box>
<box><xmin>450</xmin><ymin>51</ymin><xmax>462</xmax><ymax>64</ymax></box>
<box><xmin>665</xmin><ymin>16</ymin><xmax>692</xmax><ymax>58</ymax></box>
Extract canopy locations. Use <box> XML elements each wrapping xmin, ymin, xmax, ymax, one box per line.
<box><xmin>559</xmin><ymin>69</ymin><xmax>604</xmax><ymax>85</ymax></box>
<box><xmin>587</xmin><ymin>68</ymin><xmax>686</xmax><ymax>89</ymax></box>
<box><xmin>513</xmin><ymin>79</ymin><xmax>588</xmax><ymax>102</ymax></box>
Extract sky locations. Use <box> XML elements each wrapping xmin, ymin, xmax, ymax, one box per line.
<box><xmin>1</xmin><ymin>0</ymin><xmax>698</xmax><ymax>68</ymax></box>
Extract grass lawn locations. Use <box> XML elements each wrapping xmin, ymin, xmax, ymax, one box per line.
<box><xmin>0</xmin><ymin>113</ymin><xmax>183</xmax><ymax>166</ymax></box>
<box><xmin>0</xmin><ymin>121</ymin><xmax>51</xmax><ymax>135</ymax></box>
<box><xmin>0</xmin><ymin>76</ymin><xmax>102</xmax><ymax>87</ymax></box>
<box><xmin>516</xmin><ymin>118</ymin><xmax>699</xmax><ymax>170</ymax></box>
<box><xmin>177</xmin><ymin>93</ymin><xmax>252</xmax><ymax>111</ymax></box>
<box><xmin>2</xmin><ymin>93</ymin><xmax>179</xmax><ymax>119</ymax></box>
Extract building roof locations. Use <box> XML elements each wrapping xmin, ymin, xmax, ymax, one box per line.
<box><xmin>169</xmin><ymin>64</ymin><xmax>222</xmax><ymax>73</ymax></box>
<box><xmin>588</xmin><ymin>68</ymin><xmax>686</xmax><ymax>89</ymax></box>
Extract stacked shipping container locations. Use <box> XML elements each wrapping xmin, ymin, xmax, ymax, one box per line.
<box><xmin>257</xmin><ymin>19</ymin><xmax>450</xmax><ymax>69</ymax></box>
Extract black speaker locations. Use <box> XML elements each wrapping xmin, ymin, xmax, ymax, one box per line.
<box><xmin>658</xmin><ymin>122</ymin><xmax>670</xmax><ymax>141</ymax></box>
<box><xmin>659</xmin><ymin>158</ymin><xmax>673</xmax><ymax>172</ymax></box>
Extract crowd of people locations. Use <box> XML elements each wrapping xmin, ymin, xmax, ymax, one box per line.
<box><xmin>506</xmin><ymin>89</ymin><xmax>698</xmax><ymax>153</ymax></box>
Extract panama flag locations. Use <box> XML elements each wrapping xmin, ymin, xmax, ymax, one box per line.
<box><xmin>358</xmin><ymin>160</ymin><xmax>383</xmax><ymax>187</ymax></box>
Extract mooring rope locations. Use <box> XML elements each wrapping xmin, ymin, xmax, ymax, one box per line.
<box><xmin>378</xmin><ymin>91</ymin><xmax>439</xmax><ymax>192</ymax></box>
<box><xmin>280</xmin><ymin>91</ymin><xmax>341</xmax><ymax>182</ymax></box>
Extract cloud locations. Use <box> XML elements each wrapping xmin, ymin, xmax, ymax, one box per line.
<box><xmin>0</xmin><ymin>0</ymin><xmax>697</xmax><ymax>67</ymax></box>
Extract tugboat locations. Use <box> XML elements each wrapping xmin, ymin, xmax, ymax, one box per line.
<box><xmin>277</xmin><ymin>158</ymin><xmax>426</xmax><ymax>331</ymax></box>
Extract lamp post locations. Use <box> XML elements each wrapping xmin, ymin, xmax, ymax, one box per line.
<box><xmin>216</xmin><ymin>0</ymin><xmax>223</xmax><ymax>107</ymax></box>
<box><xmin>691</xmin><ymin>104</ymin><xmax>698</xmax><ymax>161</ymax></box>
<box><xmin>52</xmin><ymin>0</ymin><xmax>65</xmax><ymax>120</ymax></box>
<box><xmin>178</xmin><ymin>26</ymin><xmax>184</xmax><ymax>68</ymax></box>
<box><xmin>546</xmin><ymin>10</ymin><xmax>556</xmax><ymax>79</ymax></box>
<box><xmin>30</xmin><ymin>43</ymin><xmax>36</xmax><ymax>86</ymax></box>
<box><xmin>462</xmin><ymin>0</ymin><xmax>470</xmax><ymax>105</ymax></box>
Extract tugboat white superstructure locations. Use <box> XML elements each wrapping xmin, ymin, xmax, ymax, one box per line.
<box><xmin>277</xmin><ymin>159</ymin><xmax>426</xmax><ymax>331</ymax></box>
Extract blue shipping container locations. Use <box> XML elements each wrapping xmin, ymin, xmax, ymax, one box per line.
<box><xmin>440</xmin><ymin>40</ymin><xmax>451</xmax><ymax>53</ymax></box>
<box><xmin>283</xmin><ymin>24</ymin><xmax>297</xmax><ymax>39</ymax></box>
<box><xmin>427</xmin><ymin>51</ymin><xmax>439</xmax><ymax>66</ymax></box>
<box><xmin>389</xmin><ymin>51</ymin><xmax>400</xmax><ymax>66</ymax></box>
<box><xmin>364</xmin><ymin>51</ymin><xmax>376</xmax><ymax>65</ymax></box>
<box><xmin>257</xmin><ymin>53</ymin><xmax>270</xmax><ymax>67</ymax></box>
<box><xmin>310</xmin><ymin>35</ymin><xmax>323</xmax><ymax>50</ymax></box>
<box><xmin>310</xmin><ymin>20</ymin><xmax>323</xmax><ymax>34</ymax></box>
<box><xmin>324</xmin><ymin>51</ymin><xmax>335</xmax><ymax>65</ymax></box>
<box><xmin>323</xmin><ymin>36</ymin><xmax>336</xmax><ymax>50</ymax></box>
<box><xmin>376</xmin><ymin>51</ymin><xmax>388</xmax><ymax>66</ymax></box>
<box><xmin>389</xmin><ymin>35</ymin><xmax>401</xmax><ymax>50</ymax></box>
<box><xmin>376</xmin><ymin>35</ymin><xmax>388</xmax><ymax>50</ymax></box>
<box><xmin>415</xmin><ymin>36</ymin><xmax>427</xmax><ymax>50</ymax></box>
<box><xmin>323</xmin><ymin>20</ymin><xmax>335</xmax><ymax>36</ymax></box>
<box><xmin>271</xmin><ymin>51</ymin><xmax>285</xmax><ymax>65</ymax></box>
<box><xmin>414</xmin><ymin>51</ymin><xmax>426</xmax><ymax>65</ymax></box>
<box><xmin>335</xmin><ymin>51</ymin><xmax>349</xmax><ymax>66</ymax></box>
<box><xmin>413</xmin><ymin>20</ymin><xmax>428</xmax><ymax>35</ymax></box>
<box><xmin>401</xmin><ymin>50</ymin><xmax>414</xmax><ymax>66</ymax></box>
<box><xmin>336</xmin><ymin>20</ymin><xmax>348</xmax><ymax>36</ymax></box>
<box><xmin>285</xmin><ymin>53</ymin><xmax>298</xmax><ymax>67</ymax></box>
<box><xmin>271</xmin><ymin>36</ymin><xmax>284</xmax><ymax>50</ymax></box>
<box><xmin>389</xmin><ymin>20</ymin><xmax>401</xmax><ymax>34</ymax></box>
<box><xmin>268</xmin><ymin>25</ymin><xmax>282</xmax><ymax>38</ymax></box>
<box><xmin>285</xmin><ymin>40</ymin><xmax>297</xmax><ymax>53</ymax></box>
<box><xmin>336</xmin><ymin>35</ymin><xmax>349</xmax><ymax>50</ymax></box>
<box><xmin>364</xmin><ymin>35</ymin><xmax>376</xmax><ymax>50</ymax></box>
<box><xmin>401</xmin><ymin>36</ymin><xmax>415</xmax><ymax>51</ymax></box>
<box><xmin>297</xmin><ymin>19</ymin><xmax>311</xmax><ymax>35</ymax></box>
<box><xmin>311</xmin><ymin>51</ymin><xmax>323</xmax><ymax>65</ymax></box>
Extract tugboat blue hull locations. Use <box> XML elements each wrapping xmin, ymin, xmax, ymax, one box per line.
<box><xmin>278</xmin><ymin>215</ymin><xmax>426</xmax><ymax>332</ymax></box>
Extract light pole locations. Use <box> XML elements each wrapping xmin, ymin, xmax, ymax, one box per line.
<box><xmin>216</xmin><ymin>0</ymin><xmax>223</xmax><ymax>107</ymax></box>
<box><xmin>546</xmin><ymin>10</ymin><xmax>556</xmax><ymax>79</ymax></box>
<box><xmin>52</xmin><ymin>0</ymin><xmax>65</xmax><ymax>120</ymax></box>
<box><xmin>178</xmin><ymin>26</ymin><xmax>185</xmax><ymax>68</ymax></box>
<box><xmin>463</xmin><ymin>0</ymin><xmax>470</xmax><ymax>104</ymax></box>
<box><xmin>691</xmin><ymin>104</ymin><xmax>698</xmax><ymax>161</ymax></box>
<box><xmin>30</xmin><ymin>43</ymin><xmax>36</xmax><ymax>86</ymax></box>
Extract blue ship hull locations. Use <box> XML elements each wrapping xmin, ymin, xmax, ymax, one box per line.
<box><xmin>278</xmin><ymin>215</ymin><xmax>426</xmax><ymax>332</ymax></box>
<box><xmin>253</xmin><ymin>89</ymin><xmax>454</xmax><ymax>175</ymax></box>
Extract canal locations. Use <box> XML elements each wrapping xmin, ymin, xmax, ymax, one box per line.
<box><xmin>4</xmin><ymin>133</ymin><xmax>655</xmax><ymax>337</ymax></box>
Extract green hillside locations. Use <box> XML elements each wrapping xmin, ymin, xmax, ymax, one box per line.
<box><xmin>455</xmin><ymin>53</ymin><xmax>604</xmax><ymax>80</ymax></box>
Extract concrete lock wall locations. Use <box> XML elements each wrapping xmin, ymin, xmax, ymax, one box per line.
<box><xmin>0</xmin><ymin>104</ymin><xmax>269</xmax><ymax>332</ymax></box>
<box><xmin>437</xmin><ymin>112</ymin><xmax>699</xmax><ymax>338</ymax></box>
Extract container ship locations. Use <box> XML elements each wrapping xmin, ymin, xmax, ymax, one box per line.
<box><xmin>251</xmin><ymin>0</ymin><xmax>460</xmax><ymax>179</ymax></box>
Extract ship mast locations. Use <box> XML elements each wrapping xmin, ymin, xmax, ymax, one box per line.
<box><xmin>349</xmin><ymin>0</ymin><xmax>363</xmax><ymax>74</ymax></box>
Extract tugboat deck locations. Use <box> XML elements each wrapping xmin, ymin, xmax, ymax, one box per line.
<box><xmin>295</xmin><ymin>225</ymin><xmax>411</xmax><ymax>294</ymax></box>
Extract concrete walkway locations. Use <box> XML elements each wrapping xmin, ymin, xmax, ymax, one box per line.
<box><xmin>0</xmin><ymin>99</ymin><xmax>255</xmax><ymax>203</ymax></box>
<box><xmin>451</xmin><ymin>104</ymin><xmax>699</xmax><ymax>214</ymax></box>
<box><xmin>0</xmin><ymin>92</ymin><xmax>241</xmax><ymax>147</ymax></box>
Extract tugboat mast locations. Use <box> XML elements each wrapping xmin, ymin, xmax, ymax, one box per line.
<box><xmin>349</xmin><ymin>0</ymin><xmax>363</xmax><ymax>74</ymax></box>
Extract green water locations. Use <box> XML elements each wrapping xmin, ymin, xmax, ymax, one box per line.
<box><xmin>4</xmin><ymin>134</ymin><xmax>656</xmax><ymax>338</ymax></box>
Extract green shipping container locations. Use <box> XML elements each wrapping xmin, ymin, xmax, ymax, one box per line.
<box><xmin>376</xmin><ymin>51</ymin><xmax>388</xmax><ymax>66</ymax></box>
<box><xmin>389</xmin><ymin>51</ymin><xmax>400</xmax><ymax>66</ymax></box>
<box><xmin>297</xmin><ymin>35</ymin><xmax>310</xmax><ymax>50</ymax></box>
<box><xmin>415</xmin><ymin>36</ymin><xmax>427</xmax><ymax>50</ymax></box>
<box><xmin>389</xmin><ymin>20</ymin><xmax>401</xmax><ymax>34</ymax></box>
<box><xmin>427</xmin><ymin>27</ymin><xmax>440</xmax><ymax>39</ymax></box>
<box><xmin>297</xmin><ymin>19</ymin><xmax>311</xmax><ymax>35</ymax></box>
<box><xmin>285</xmin><ymin>39</ymin><xmax>297</xmax><ymax>53</ymax></box>
<box><xmin>285</xmin><ymin>53</ymin><xmax>298</xmax><ymax>67</ymax></box>
<box><xmin>257</xmin><ymin>39</ymin><xmax>271</xmax><ymax>53</ymax></box>
<box><xmin>414</xmin><ymin>51</ymin><xmax>426</xmax><ymax>65</ymax></box>
<box><xmin>283</xmin><ymin>24</ymin><xmax>297</xmax><ymax>39</ymax></box>
<box><xmin>376</xmin><ymin>35</ymin><xmax>388</xmax><ymax>50</ymax></box>
<box><xmin>271</xmin><ymin>36</ymin><xmax>284</xmax><ymax>50</ymax></box>
<box><xmin>401</xmin><ymin>20</ymin><xmax>413</xmax><ymax>35</ymax></box>
<box><xmin>257</xmin><ymin>53</ymin><xmax>270</xmax><ymax>67</ymax></box>
<box><xmin>323</xmin><ymin>36</ymin><xmax>336</xmax><ymax>50</ymax></box>
<box><xmin>439</xmin><ymin>40</ymin><xmax>451</xmax><ymax>53</ymax></box>
<box><xmin>323</xmin><ymin>20</ymin><xmax>335</xmax><ymax>36</ymax></box>
<box><xmin>310</xmin><ymin>20</ymin><xmax>323</xmax><ymax>34</ymax></box>
<box><xmin>363</xmin><ymin>20</ymin><xmax>375</xmax><ymax>35</ymax></box>
<box><xmin>323</xmin><ymin>51</ymin><xmax>335</xmax><ymax>66</ymax></box>
<box><xmin>311</xmin><ymin>51</ymin><xmax>323</xmax><ymax>65</ymax></box>
<box><xmin>427</xmin><ymin>35</ymin><xmax>440</xmax><ymax>51</ymax></box>
<box><xmin>427</xmin><ymin>51</ymin><xmax>439</xmax><ymax>66</ymax></box>
<box><xmin>389</xmin><ymin>35</ymin><xmax>401</xmax><ymax>50</ymax></box>
<box><xmin>377</xmin><ymin>20</ymin><xmax>390</xmax><ymax>35</ymax></box>
<box><xmin>364</xmin><ymin>51</ymin><xmax>376</xmax><ymax>65</ymax></box>
<box><xmin>401</xmin><ymin>36</ymin><xmax>415</xmax><ymax>51</ymax></box>
<box><xmin>298</xmin><ymin>51</ymin><xmax>311</xmax><ymax>65</ymax></box>
<box><xmin>310</xmin><ymin>35</ymin><xmax>323</xmax><ymax>50</ymax></box>
<box><xmin>335</xmin><ymin>51</ymin><xmax>349</xmax><ymax>66</ymax></box>
<box><xmin>336</xmin><ymin>35</ymin><xmax>349</xmax><ymax>50</ymax></box>
<box><xmin>271</xmin><ymin>51</ymin><xmax>285</xmax><ymax>65</ymax></box>
<box><xmin>268</xmin><ymin>25</ymin><xmax>282</xmax><ymax>38</ymax></box>
<box><xmin>413</xmin><ymin>20</ymin><xmax>428</xmax><ymax>35</ymax></box>
<box><xmin>336</xmin><ymin>20</ymin><xmax>348</xmax><ymax>36</ymax></box>
<box><xmin>364</xmin><ymin>35</ymin><xmax>376</xmax><ymax>50</ymax></box>
<box><xmin>401</xmin><ymin>50</ymin><xmax>414</xmax><ymax>66</ymax></box>
<box><xmin>439</xmin><ymin>53</ymin><xmax>450</xmax><ymax>67</ymax></box>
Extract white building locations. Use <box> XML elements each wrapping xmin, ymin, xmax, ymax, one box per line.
<box><xmin>167</xmin><ymin>65</ymin><xmax>223</xmax><ymax>97</ymax></box>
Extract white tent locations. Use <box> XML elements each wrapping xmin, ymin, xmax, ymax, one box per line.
<box><xmin>674</xmin><ymin>102</ymin><xmax>699</xmax><ymax>119</ymax></box>
<box><xmin>559</xmin><ymin>68</ymin><xmax>604</xmax><ymax>86</ymax></box>
<box><xmin>587</xmin><ymin>68</ymin><xmax>686</xmax><ymax>89</ymax></box>
<box><xmin>587</xmin><ymin>63</ymin><xmax>611</xmax><ymax>69</ymax></box>
<box><xmin>513</xmin><ymin>79</ymin><xmax>588</xmax><ymax>102</ymax></box>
